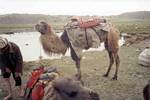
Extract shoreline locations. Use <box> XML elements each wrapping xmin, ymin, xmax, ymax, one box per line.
<box><xmin>0</xmin><ymin>37</ymin><xmax>150</xmax><ymax>100</ymax></box>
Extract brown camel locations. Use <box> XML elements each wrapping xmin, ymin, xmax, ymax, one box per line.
<box><xmin>35</xmin><ymin>20</ymin><xmax>120</xmax><ymax>81</ymax></box>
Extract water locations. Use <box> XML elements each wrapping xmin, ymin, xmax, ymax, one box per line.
<box><xmin>0</xmin><ymin>32</ymin><xmax>125</xmax><ymax>61</ymax></box>
<box><xmin>0</xmin><ymin>32</ymin><xmax>50</xmax><ymax>61</ymax></box>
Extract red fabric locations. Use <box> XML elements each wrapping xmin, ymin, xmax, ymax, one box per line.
<box><xmin>26</xmin><ymin>67</ymin><xmax>45</xmax><ymax>88</ymax></box>
<box><xmin>79</xmin><ymin>19</ymin><xmax>100</xmax><ymax>28</ymax></box>
<box><xmin>31</xmin><ymin>83</ymin><xmax>45</xmax><ymax>100</ymax></box>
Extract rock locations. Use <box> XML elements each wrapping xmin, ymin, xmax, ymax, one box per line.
<box><xmin>136</xmin><ymin>48</ymin><xmax>141</xmax><ymax>52</ymax></box>
<box><xmin>5</xmin><ymin>32</ymin><xmax>14</xmax><ymax>34</ymax></box>
<box><xmin>25</xmin><ymin>43</ymin><xmax>29</xmax><ymax>46</ymax></box>
<box><xmin>121</xmin><ymin>33</ymin><xmax>131</xmax><ymax>38</ymax></box>
<box><xmin>138</xmin><ymin>49</ymin><xmax>150</xmax><ymax>67</ymax></box>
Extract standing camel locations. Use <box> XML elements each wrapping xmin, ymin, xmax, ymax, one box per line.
<box><xmin>35</xmin><ymin>19</ymin><xmax>120</xmax><ymax>81</ymax></box>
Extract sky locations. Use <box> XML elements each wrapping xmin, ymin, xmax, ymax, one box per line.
<box><xmin>0</xmin><ymin>0</ymin><xmax>150</xmax><ymax>16</ymax></box>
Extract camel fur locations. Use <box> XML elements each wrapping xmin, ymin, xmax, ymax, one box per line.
<box><xmin>35</xmin><ymin>20</ymin><xmax>120</xmax><ymax>81</ymax></box>
<box><xmin>43</xmin><ymin>77</ymin><xmax>100</xmax><ymax>100</ymax></box>
<box><xmin>36</xmin><ymin>22</ymin><xmax>67</xmax><ymax>55</ymax></box>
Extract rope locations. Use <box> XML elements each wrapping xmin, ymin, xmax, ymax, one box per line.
<box><xmin>39</xmin><ymin>44</ymin><xmax>42</xmax><ymax>60</ymax></box>
<box><xmin>84</xmin><ymin>28</ymin><xmax>90</xmax><ymax>49</ymax></box>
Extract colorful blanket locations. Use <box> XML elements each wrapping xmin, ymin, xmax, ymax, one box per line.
<box><xmin>65</xmin><ymin>20</ymin><xmax>110</xmax><ymax>58</ymax></box>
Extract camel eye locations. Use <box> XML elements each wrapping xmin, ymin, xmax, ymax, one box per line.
<box><xmin>67</xmin><ymin>91</ymin><xmax>78</xmax><ymax>97</ymax></box>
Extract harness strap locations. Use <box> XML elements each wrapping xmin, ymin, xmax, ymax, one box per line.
<box><xmin>84</xmin><ymin>28</ymin><xmax>90</xmax><ymax>49</ymax></box>
<box><xmin>91</xmin><ymin>27</ymin><xmax>101</xmax><ymax>41</ymax></box>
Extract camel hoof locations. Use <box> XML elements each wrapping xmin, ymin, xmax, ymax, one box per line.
<box><xmin>74</xmin><ymin>74</ymin><xmax>84</xmax><ymax>85</ymax></box>
<box><xmin>103</xmin><ymin>74</ymin><xmax>108</xmax><ymax>77</ymax></box>
<box><xmin>75</xmin><ymin>74</ymin><xmax>81</xmax><ymax>80</ymax></box>
<box><xmin>111</xmin><ymin>76</ymin><xmax>117</xmax><ymax>80</ymax></box>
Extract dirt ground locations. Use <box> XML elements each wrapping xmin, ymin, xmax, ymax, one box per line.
<box><xmin>0</xmin><ymin>33</ymin><xmax>150</xmax><ymax>100</ymax></box>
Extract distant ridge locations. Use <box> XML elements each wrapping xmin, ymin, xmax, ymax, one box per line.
<box><xmin>118</xmin><ymin>11</ymin><xmax>150</xmax><ymax>19</ymax></box>
<box><xmin>0</xmin><ymin>11</ymin><xmax>150</xmax><ymax>24</ymax></box>
<box><xmin>0</xmin><ymin>14</ymin><xmax>70</xmax><ymax>24</ymax></box>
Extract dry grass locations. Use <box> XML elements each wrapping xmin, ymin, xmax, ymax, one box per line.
<box><xmin>0</xmin><ymin>40</ymin><xmax>150</xmax><ymax>100</ymax></box>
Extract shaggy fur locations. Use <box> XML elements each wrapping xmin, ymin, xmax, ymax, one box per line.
<box><xmin>43</xmin><ymin>77</ymin><xmax>100</xmax><ymax>100</ymax></box>
<box><xmin>35</xmin><ymin>21</ymin><xmax>120</xmax><ymax>81</ymax></box>
<box><xmin>35</xmin><ymin>22</ymin><xmax>67</xmax><ymax>55</ymax></box>
<box><xmin>107</xmin><ymin>25</ymin><xmax>120</xmax><ymax>53</ymax></box>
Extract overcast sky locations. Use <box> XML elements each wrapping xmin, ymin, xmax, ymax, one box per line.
<box><xmin>0</xmin><ymin>0</ymin><xmax>150</xmax><ymax>16</ymax></box>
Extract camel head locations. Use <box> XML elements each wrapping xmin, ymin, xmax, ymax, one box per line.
<box><xmin>35</xmin><ymin>21</ymin><xmax>52</xmax><ymax>35</ymax></box>
<box><xmin>35</xmin><ymin>21</ymin><xmax>68</xmax><ymax>55</ymax></box>
<box><xmin>52</xmin><ymin>77</ymin><xmax>100</xmax><ymax>100</ymax></box>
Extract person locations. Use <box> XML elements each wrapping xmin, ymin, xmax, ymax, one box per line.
<box><xmin>0</xmin><ymin>37</ymin><xmax>24</xmax><ymax>100</ymax></box>
<box><xmin>143</xmin><ymin>80</ymin><xmax>150</xmax><ymax>100</ymax></box>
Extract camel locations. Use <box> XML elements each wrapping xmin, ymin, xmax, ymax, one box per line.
<box><xmin>35</xmin><ymin>19</ymin><xmax>120</xmax><ymax>81</ymax></box>
<box><xmin>43</xmin><ymin>77</ymin><xmax>100</xmax><ymax>100</ymax></box>
<box><xmin>24</xmin><ymin>67</ymin><xmax>100</xmax><ymax>100</ymax></box>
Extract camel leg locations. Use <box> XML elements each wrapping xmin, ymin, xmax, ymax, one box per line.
<box><xmin>75</xmin><ymin>59</ymin><xmax>84</xmax><ymax>85</ymax></box>
<box><xmin>75</xmin><ymin>59</ymin><xmax>81</xmax><ymax>80</ymax></box>
<box><xmin>103</xmin><ymin>51</ymin><xmax>114</xmax><ymax>77</ymax></box>
<box><xmin>112</xmin><ymin>53</ymin><xmax>120</xmax><ymax>80</ymax></box>
<box><xmin>70</xmin><ymin>47</ymin><xmax>82</xmax><ymax>80</ymax></box>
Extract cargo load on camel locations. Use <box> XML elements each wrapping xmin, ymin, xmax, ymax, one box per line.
<box><xmin>64</xmin><ymin>17</ymin><xmax>111</xmax><ymax>58</ymax></box>
<box><xmin>36</xmin><ymin>17</ymin><xmax>120</xmax><ymax>82</ymax></box>
<box><xmin>24</xmin><ymin>66</ymin><xmax>100</xmax><ymax>100</ymax></box>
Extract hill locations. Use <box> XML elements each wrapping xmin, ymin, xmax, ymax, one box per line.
<box><xmin>0</xmin><ymin>14</ymin><xmax>69</xmax><ymax>24</ymax></box>
<box><xmin>117</xmin><ymin>11</ymin><xmax>150</xmax><ymax>19</ymax></box>
<box><xmin>0</xmin><ymin>11</ymin><xmax>150</xmax><ymax>24</ymax></box>
<box><xmin>0</xmin><ymin>11</ymin><xmax>150</xmax><ymax>34</ymax></box>
<box><xmin>0</xmin><ymin>14</ymin><xmax>71</xmax><ymax>33</ymax></box>
<box><xmin>109</xmin><ymin>11</ymin><xmax>150</xmax><ymax>34</ymax></box>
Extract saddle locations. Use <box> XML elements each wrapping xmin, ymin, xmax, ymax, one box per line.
<box><xmin>24</xmin><ymin>66</ymin><xmax>59</xmax><ymax>100</ymax></box>
<box><xmin>24</xmin><ymin>66</ymin><xmax>100</xmax><ymax>100</ymax></box>
<box><xmin>78</xmin><ymin>18</ymin><xmax>106</xmax><ymax>28</ymax></box>
<box><xmin>64</xmin><ymin>17</ymin><xmax>109</xmax><ymax>58</ymax></box>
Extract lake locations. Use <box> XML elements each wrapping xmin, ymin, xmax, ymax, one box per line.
<box><xmin>0</xmin><ymin>32</ymin><xmax>125</xmax><ymax>61</ymax></box>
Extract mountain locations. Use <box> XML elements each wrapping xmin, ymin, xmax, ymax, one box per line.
<box><xmin>0</xmin><ymin>14</ymin><xmax>70</xmax><ymax>24</ymax></box>
<box><xmin>117</xmin><ymin>11</ymin><xmax>150</xmax><ymax>19</ymax></box>
<box><xmin>0</xmin><ymin>11</ymin><xmax>150</xmax><ymax>24</ymax></box>
<box><xmin>0</xmin><ymin>11</ymin><xmax>150</xmax><ymax>33</ymax></box>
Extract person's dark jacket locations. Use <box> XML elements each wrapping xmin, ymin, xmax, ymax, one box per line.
<box><xmin>0</xmin><ymin>42</ymin><xmax>23</xmax><ymax>74</ymax></box>
<box><xmin>143</xmin><ymin>81</ymin><xmax>150</xmax><ymax>100</ymax></box>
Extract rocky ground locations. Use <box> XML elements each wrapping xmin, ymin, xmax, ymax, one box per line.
<box><xmin>0</xmin><ymin>33</ymin><xmax>150</xmax><ymax>100</ymax></box>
